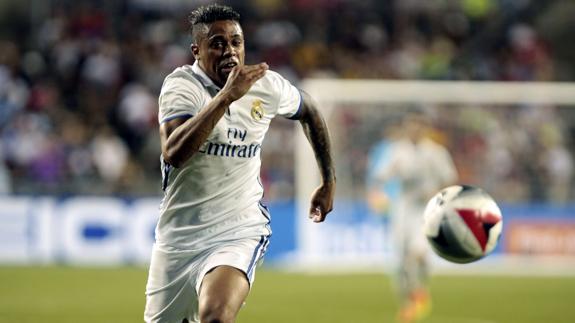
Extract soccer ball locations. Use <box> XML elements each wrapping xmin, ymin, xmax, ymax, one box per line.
<box><xmin>423</xmin><ymin>185</ymin><xmax>503</xmax><ymax>264</ymax></box>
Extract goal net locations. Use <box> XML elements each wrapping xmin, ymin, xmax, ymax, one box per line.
<box><xmin>291</xmin><ymin>79</ymin><xmax>575</xmax><ymax>272</ymax></box>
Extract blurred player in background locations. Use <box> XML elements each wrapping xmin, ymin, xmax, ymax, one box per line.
<box><xmin>0</xmin><ymin>143</ymin><xmax>10</xmax><ymax>194</ymax></box>
<box><xmin>372</xmin><ymin>110</ymin><xmax>457</xmax><ymax>323</ymax></box>
<box><xmin>144</xmin><ymin>4</ymin><xmax>335</xmax><ymax>323</ymax></box>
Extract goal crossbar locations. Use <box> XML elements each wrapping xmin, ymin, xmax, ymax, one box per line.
<box><xmin>301</xmin><ymin>79</ymin><xmax>575</xmax><ymax>105</ymax></box>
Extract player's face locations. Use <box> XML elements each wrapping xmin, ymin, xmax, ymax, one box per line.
<box><xmin>193</xmin><ymin>20</ymin><xmax>245</xmax><ymax>88</ymax></box>
<box><xmin>404</xmin><ymin>115</ymin><xmax>428</xmax><ymax>141</ymax></box>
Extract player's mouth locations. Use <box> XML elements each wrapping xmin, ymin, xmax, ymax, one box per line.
<box><xmin>220</xmin><ymin>61</ymin><xmax>238</xmax><ymax>74</ymax></box>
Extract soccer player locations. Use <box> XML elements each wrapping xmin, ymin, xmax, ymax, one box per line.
<box><xmin>373</xmin><ymin>110</ymin><xmax>457</xmax><ymax>323</ymax></box>
<box><xmin>144</xmin><ymin>4</ymin><xmax>335</xmax><ymax>323</ymax></box>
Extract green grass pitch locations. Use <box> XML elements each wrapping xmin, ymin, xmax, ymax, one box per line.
<box><xmin>0</xmin><ymin>266</ymin><xmax>574</xmax><ymax>323</ymax></box>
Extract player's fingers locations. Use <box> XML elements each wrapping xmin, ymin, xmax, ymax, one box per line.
<box><xmin>308</xmin><ymin>206</ymin><xmax>317</xmax><ymax>218</ymax></box>
<box><xmin>245</xmin><ymin>63</ymin><xmax>268</xmax><ymax>81</ymax></box>
<box><xmin>240</xmin><ymin>63</ymin><xmax>268</xmax><ymax>76</ymax></box>
<box><xmin>244</xmin><ymin>62</ymin><xmax>268</xmax><ymax>71</ymax></box>
<box><xmin>228</xmin><ymin>65</ymin><xmax>241</xmax><ymax>78</ymax></box>
<box><xmin>309</xmin><ymin>206</ymin><xmax>325</xmax><ymax>222</ymax></box>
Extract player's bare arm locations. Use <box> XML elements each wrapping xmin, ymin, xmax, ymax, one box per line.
<box><xmin>296</xmin><ymin>90</ymin><xmax>336</xmax><ymax>222</ymax></box>
<box><xmin>160</xmin><ymin>63</ymin><xmax>268</xmax><ymax>168</ymax></box>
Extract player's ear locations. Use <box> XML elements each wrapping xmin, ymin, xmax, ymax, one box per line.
<box><xmin>191</xmin><ymin>44</ymin><xmax>200</xmax><ymax>60</ymax></box>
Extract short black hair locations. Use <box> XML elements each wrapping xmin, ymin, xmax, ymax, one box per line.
<box><xmin>188</xmin><ymin>4</ymin><xmax>241</xmax><ymax>42</ymax></box>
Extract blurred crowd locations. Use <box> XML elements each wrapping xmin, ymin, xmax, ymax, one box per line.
<box><xmin>0</xmin><ymin>0</ymin><xmax>573</xmax><ymax>201</ymax></box>
<box><xmin>441</xmin><ymin>104</ymin><xmax>574</xmax><ymax>203</ymax></box>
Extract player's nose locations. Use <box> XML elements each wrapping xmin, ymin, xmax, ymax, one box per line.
<box><xmin>223</xmin><ymin>43</ymin><xmax>237</xmax><ymax>57</ymax></box>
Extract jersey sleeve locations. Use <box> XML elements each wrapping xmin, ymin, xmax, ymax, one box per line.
<box><xmin>158</xmin><ymin>74</ymin><xmax>203</xmax><ymax>124</ymax></box>
<box><xmin>374</xmin><ymin>143</ymin><xmax>400</xmax><ymax>182</ymax></box>
<box><xmin>269</xmin><ymin>71</ymin><xmax>302</xmax><ymax>119</ymax></box>
<box><xmin>435</xmin><ymin>145</ymin><xmax>458</xmax><ymax>184</ymax></box>
<box><xmin>421</xmin><ymin>142</ymin><xmax>458</xmax><ymax>195</ymax></box>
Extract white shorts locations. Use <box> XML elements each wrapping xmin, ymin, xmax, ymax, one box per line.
<box><xmin>144</xmin><ymin>236</ymin><xmax>270</xmax><ymax>323</ymax></box>
<box><xmin>391</xmin><ymin>203</ymin><xmax>429</xmax><ymax>259</ymax></box>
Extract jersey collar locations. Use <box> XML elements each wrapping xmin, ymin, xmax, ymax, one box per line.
<box><xmin>192</xmin><ymin>61</ymin><xmax>222</xmax><ymax>95</ymax></box>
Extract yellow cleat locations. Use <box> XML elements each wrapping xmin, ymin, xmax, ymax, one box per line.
<box><xmin>412</xmin><ymin>289</ymin><xmax>432</xmax><ymax>321</ymax></box>
<box><xmin>396</xmin><ymin>303</ymin><xmax>417</xmax><ymax>323</ymax></box>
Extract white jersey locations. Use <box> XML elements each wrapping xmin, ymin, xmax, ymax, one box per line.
<box><xmin>377</xmin><ymin>137</ymin><xmax>457</xmax><ymax>206</ymax></box>
<box><xmin>376</xmin><ymin>137</ymin><xmax>457</xmax><ymax>254</ymax></box>
<box><xmin>157</xmin><ymin>62</ymin><xmax>301</xmax><ymax>250</ymax></box>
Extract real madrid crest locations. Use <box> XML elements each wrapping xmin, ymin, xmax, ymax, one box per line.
<box><xmin>251</xmin><ymin>99</ymin><xmax>264</xmax><ymax>121</ymax></box>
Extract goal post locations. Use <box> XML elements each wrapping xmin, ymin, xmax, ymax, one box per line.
<box><xmin>292</xmin><ymin>79</ymin><xmax>575</xmax><ymax>271</ymax></box>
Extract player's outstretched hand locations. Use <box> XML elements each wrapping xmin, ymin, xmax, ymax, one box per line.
<box><xmin>222</xmin><ymin>63</ymin><xmax>268</xmax><ymax>102</ymax></box>
<box><xmin>309</xmin><ymin>182</ymin><xmax>335</xmax><ymax>223</ymax></box>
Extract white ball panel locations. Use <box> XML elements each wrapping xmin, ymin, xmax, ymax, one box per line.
<box><xmin>485</xmin><ymin>221</ymin><xmax>503</xmax><ymax>254</ymax></box>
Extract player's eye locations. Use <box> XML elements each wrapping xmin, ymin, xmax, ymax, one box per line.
<box><xmin>211</xmin><ymin>41</ymin><xmax>225</xmax><ymax>49</ymax></box>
